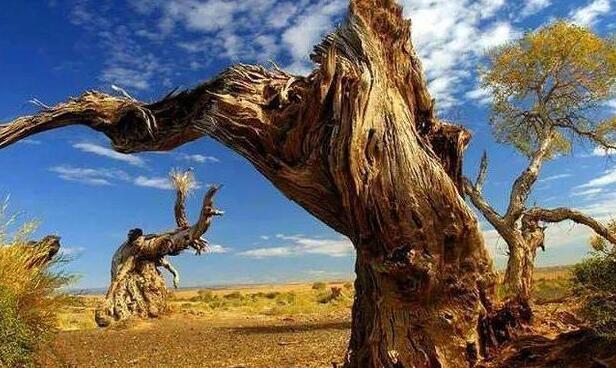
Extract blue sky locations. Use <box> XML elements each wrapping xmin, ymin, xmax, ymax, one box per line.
<box><xmin>1</xmin><ymin>0</ymin><xmax>615</xmax><ymax>289</ymax></box>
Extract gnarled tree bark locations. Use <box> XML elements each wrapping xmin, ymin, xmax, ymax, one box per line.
<box><xmin>94</xmin><ymin>170</ymin><xmax>222</xmax><ymax>327</ymax></box>
<box><xmin>2</xmin><ymin>1</ymin><xmax>497</xmax><ymax>366</ymax></box>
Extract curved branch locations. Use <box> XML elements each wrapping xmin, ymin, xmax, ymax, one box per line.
<box><xmin>526</xmin><ymin>207</ymin><xmax>616</xmax><ymax>245</ymax></box>
<box><xmin>191</xmin><ymin>185</ymin><xmax>223</xmax><ymax>240</ymax></box>
<box><xmin>554</xmin><ymin>118</ymin><xmax>616</xmax><ymax>150</ymax></box>
<box><xmin>463</xmin><ymin>177</ymin><xmax>506</xmax><ymax>232</ymax></box>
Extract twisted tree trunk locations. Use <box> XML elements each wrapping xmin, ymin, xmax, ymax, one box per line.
<box><xmin>465</xmin><ymin>148</ymin><xmax>616</xmax><ymax>312</ymax></box>
<box><xmin>95</xmin><ymin>171</ymin><xmax>222</xmax><ymax>327</ymax></box>
<box><xmin>1</xmin><ymin>1</ymin><xmax>497</xmax><ymax>366</ymax></box>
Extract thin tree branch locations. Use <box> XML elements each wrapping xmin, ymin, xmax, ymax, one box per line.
<box><xmin>526</xmin><ymin>207</ymin><xmax>616</xmax><ymax>245</ymax></box>
<box><xmin>554</xmin><ymin>119</ymin><xmax>616</xmax><ymax>150</ymax></box>
<box><xmin>463</xmin><ymin>177</ymin><xmax>506</xmax><ymax>232</ymax></box>
<box><xmin>475</xmin><ymin>150</ymin><xmax>488</xmax><ymax>191</ymax></box>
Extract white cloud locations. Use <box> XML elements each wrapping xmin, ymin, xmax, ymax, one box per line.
<box><xmin>578</xmin><ymin>191</ymin><xmax>616</xmax><ymax>220</ymax></box>
<box><xmin>539</xmin><ymin>173</ymin><xmax>572</xmax><ymax>182</ymax></box>
<box><xmin>19</xmin><ymin>139</ymin><xmax>42</xmax><ymax>145</ymax></box>
<box><xmin>577</xmin><ymin>169</ymin><xmax>616</xmax><ymax>188</ymax></box>
<box><xmin>477</xmin><ymin>22</ymin><xmax>517</xmax><ymax>50</ymax></box>
<box><xmin>60</xmin><ymin>246</ymin><xmax>86</xmax><ymax>256</ymax></box>
<box><xmin>521</xmin><ymin>0</ymin><xmax>551</xmax><ymax>17</ymax></box>
<box><xmin>606</xmin><ymin>99</ymin><xmax>616</xmax><ymax>113</ymax></box>
<box><xmin>50</xmin><ymin>165</ymin><xmax>181</xmax><ymax>191</ymax></box>
<box><xmin>465</xmin><ymin>85</ymin><xmax>492</xmax><ymax>105</ymax></box>
<box><xmin>281</xmin><ymin>0</ymin><xmax>346</xmax><ymax>75</ymax></box>
<box><xmin>237</xmin><ymin>246</ymin><xmax>294</xmax><ymax>258</ymax></box>
<box><xmin>571</xmin><ymin>187</ymin><xmax>604</xmax><ymax>198</ymax></box>
<box><xmin>73</xmin><ymin>143</ymin><xmax>145</xmax><ymax>167</ymax></box>
<box><xmin>68</xmin><ymin>0</ymin><xmax>520</xmax><ymax>109</ymax></box>
<box><xmin>237</xmin><ymin>234</ymin><xmax>353</xmax><ymax>258</ymax></box>
<box><xmin>591</xmin><ymin>146</ymin><xmax>616</xmax><ymax>156</ymax></box>
<box><xmin>179</xmin><ymin>153</ymin><xmax>220</xmax><ymax>163</ymax></box>
<box><xmin>49</xmin><ymin>166</ymin><xmax>131</xmax><ymax>186</ymax></box>
<box><xmin>173</xmin><ymin>0</ymin><xmax>238</xmax><ymax>33</ymax></box>
<box><xmin>304</xmin><ymin>269</ymin><xmax>349</xmax><ymax>279</ymax></box>
<box><xmin>208</xmin><ymin>244</ymin><xmax>230</xmax><ymax>254</ymax></box>
<box><xmin>134</xmin><ymin>176</ymin><xmax>173</xmax><ymax>190</ymax></box>
<box><xmin>401</xmin><ymin>0</ymin><xmax>516</xmax><ymax>108</ymax></box>
<box><xmin>570</xmin><ymin>0</ymin><xmax>611</xmax><ymax>26</ymax></box>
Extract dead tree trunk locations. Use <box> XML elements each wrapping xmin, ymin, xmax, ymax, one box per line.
<box><xmin>1</xmin><ymin>1</ymin><xmax>498</xmax><ymax>365</ymax></box>
<box><xmin>94</xmin><ymin>170</ymin><xmax>222</xmax><ymax>327</ymax></box>
<box><xmin>24</xmin><ymin>235</ymin><xmax>62</xmax><ymax>268</ymax></box>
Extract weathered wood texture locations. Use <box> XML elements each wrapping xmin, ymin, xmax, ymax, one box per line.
<box><xmin>95</xmin><ymin>171</ymin><xmax>222</xmax><ymax>327</ymax></box>
<box><xmin>1</xmin><ymin>1</ymin><xmax>497</xmax><ymax>366</ymax></box>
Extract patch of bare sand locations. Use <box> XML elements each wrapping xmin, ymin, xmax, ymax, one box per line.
<box><xmin>38</xmin><ymin>313</ymin><xmax>350</xmax><ymax>368</ymax></box>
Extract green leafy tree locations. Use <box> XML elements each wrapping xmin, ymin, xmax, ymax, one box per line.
<box><xmin>464</xmin><ymin>21</ymin><xmax>616</xmax><ymax>311</ymax></box>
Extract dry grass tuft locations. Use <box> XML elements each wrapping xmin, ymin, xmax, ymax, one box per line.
<box><xmin>170</xmin><ymin>168</ymin><xmax>196</xmax><ymax>195</ymax></box>
<box><xmin>0</xmin><ymin>200</ymin><xmax>74</xmax><ymax>367</ymax></box>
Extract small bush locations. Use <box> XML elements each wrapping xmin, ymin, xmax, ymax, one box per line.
<box><xmin>264</xmin><ymin>291</ymin><xmax>280</xmax><ymax>299</ymax></box>
<box><xmin>312</xmin><ymin>282</ymin><xmax>327</xmax><ymax>290</ymax></box>
<box><xmin>572</xmin><ymin>252</ymin><xmax>616</xmax><ymax>339</ymax></box>
<box><xmin>0</xmin><ymin>202</ymin><xmax>73</xmax><ymax>366</ymax></box>
<box><xmin>317</xmin><ymin>287</ymin><xmax>345</xmax><ymax>304</ymax></box>
<box><xmin>343</xmin><ymin>282</ymin><xmax>353</xmax><ymax>290</ymax></box>
<box><xmin>275</xmin><ymin>292</ymin><xmax>297</xmax><ymax>305</ymax></box>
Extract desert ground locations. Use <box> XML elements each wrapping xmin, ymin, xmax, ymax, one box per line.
<box><xmin>36</xmin><ymin>268</ymin><xmax>586</xmax><ymax>368</ymax></box>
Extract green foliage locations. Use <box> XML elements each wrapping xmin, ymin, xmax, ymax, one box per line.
<box><xmin>533</xmin><ymin>277</ymin><xmax>571</xmax><ymax>303</ymax></box>
<box><xmin>0</xmin><ymin>287</ymin><xmax>37</xmax><ymax>368</ymax></box>
<box><xmin>572</xmin><ymin>252</ymin><xmax>616</xmax><ymax>339</ymax></box>
<box><xmin>481</xmin><ymin>21</ymin><xmax>616</xmax><ymax>157</ymax></box>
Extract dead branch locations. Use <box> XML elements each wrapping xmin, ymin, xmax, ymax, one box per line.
<box><xmin>526</xmin><ymin>207</ymin><xmax>616</xmax><ymax>245</ymax></box>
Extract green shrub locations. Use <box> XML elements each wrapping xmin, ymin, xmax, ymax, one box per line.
<box><xmin>533</xmin><ymin>277</ymin><xmax>570</xmax><ymax>303</ymax></box>
<box><xmin>0</xmin><ymin>286</ymin><xmax>36</xmax><ymax>367</ymax></box>
<box><xmin>311</xmin><ymin>282</ymin><xmax>327</xmax><ymax>290</ymax></box>
<box><xmin>572</xmin><ymin>253</ymin><xmax>616</xmax><ymax>339</ymax></box>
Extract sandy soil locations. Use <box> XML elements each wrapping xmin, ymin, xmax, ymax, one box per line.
<box><xmin>38</xmin><ymin>313</ymin><xmax>350</xmax><ymax>368</ymax></box>
<box><xmin>36</xmin><ymin>271</ymin><xmax>578</xmax><ymax>368</ymax></box>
